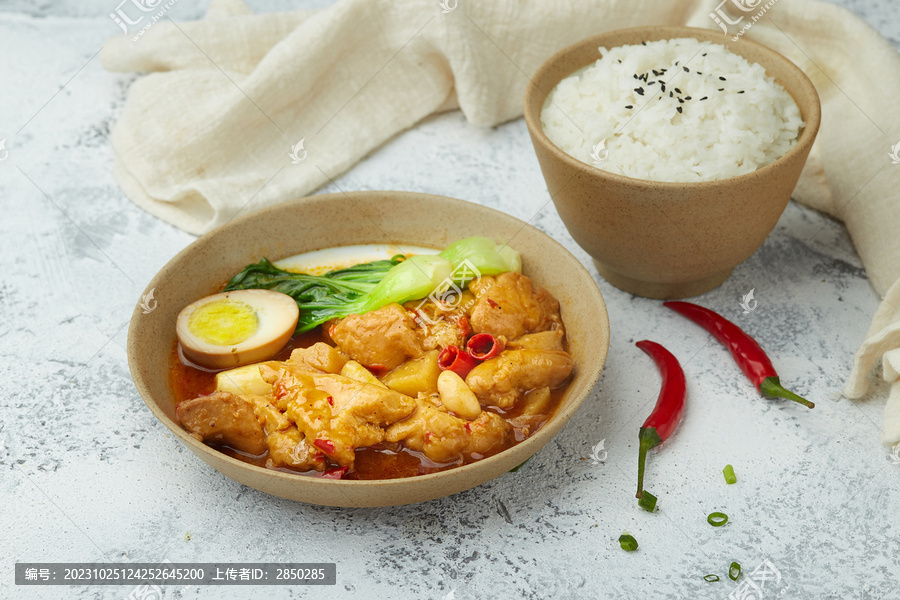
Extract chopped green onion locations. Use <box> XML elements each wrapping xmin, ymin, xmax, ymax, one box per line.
<box><xmin>723</xmin><ymin>464</ymin><xmax>736</xmax><ymax>484</ymax></box>
<box><xmin>729</xmin><ymin>562</ymin><xmax>742</xmax><ymax>581</ymax></box>
<box><xmin>707</xmin><ymin>512</ymin><xmax>728</xmax><ymax>527</ymax></box>
<box><xmin>637</xmin><ymin>491</ymin><xmax>657</xmax><ymax>512</ymax></box>
<box><xmin>703</xmin><ymin>574</ymin><xmax>720</xmax><ymax>582</ymax></box>
<box><xmin>618</xmin><ymin>534</ymin><xmax>639</xmax><ymax>551</ymax></box>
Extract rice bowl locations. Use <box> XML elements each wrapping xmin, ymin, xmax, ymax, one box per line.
<box><xmin>540</xmin><ymin>38</ymin><xmax>804</xmax><ymax>183</ymax></box>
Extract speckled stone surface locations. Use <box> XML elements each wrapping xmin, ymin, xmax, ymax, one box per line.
<box><xmin>1</xmin><ymin>1</ymin><xmax>899</xmax><ymax>599</ymax></box>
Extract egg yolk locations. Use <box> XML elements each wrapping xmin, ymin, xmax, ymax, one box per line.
<box><xmin>187</xmin><ymin>299</ymin><xmax>259</xmax><ymax>346</ymax></box>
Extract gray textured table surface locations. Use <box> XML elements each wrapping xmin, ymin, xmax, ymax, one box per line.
<box><xmin>2</xmin><ymin>1</ymin><xmax>899</xmax><ymax>599</ymax></box>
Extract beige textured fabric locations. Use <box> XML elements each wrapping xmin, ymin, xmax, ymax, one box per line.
<box><xmin>102</xmin><ymin>0</ymin><xmax>900</xmax><ymax>438</ymax></box>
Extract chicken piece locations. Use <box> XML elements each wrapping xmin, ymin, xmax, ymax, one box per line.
<box><xmin>468</xmin><ymin>273</ymin><xmax>562</xmax><ymax>340</ymax></box>
<box><xmin>268</xmin><ymin>366</ymin><xmax>417</xmax><ymax>467</ymax></box>
<box><xmin>330</xmin><ymin>303</ymin><xmax>424</xmax><ymax>371</ymax></box>
<box><xmin>507</xmin><ymin>330</ymin><xmax>565</xmax><ymax>352</ymax></box>
<box><xmin>508</xmin><ymin>387</ymin><xmax>553</xmax><ymax>439</ymax></box>
<box><xmin>466</xmin><ymin>349</ymin><xmax>573</xmax><ymax>409</ymax></box>
<box><xmin>176</xmin><ymin>391</ymin><xmax>266</xmax><ymax>455</ymax></box>
<box><xmin>285</xmin><ymin>342</ymin><xmax>348</xmax><ymax>374</ymax></box>
<box><xmin>247</xmin><ymin>396</ymin><xmax>325</xmax><ymax>471</ymax></box>
<box><xmin>385</xmin><ymin>397</ymin><xmax>511</xmax><ymax>464</ymax></box>
<box><xmin>406</xmin><ymin>293</ymin><xmax>474</xmax><ymax>351</ymax></box>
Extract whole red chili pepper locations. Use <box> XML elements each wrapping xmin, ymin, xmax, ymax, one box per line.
<box><xmin>635</xmin><ymin>340</ymin><xmax>686</xmax><ymax>499</ymax></box>
<box><xmin>466</xmin><ymin>333</ymin><xmax>505</xmax><ymax>361</ymax></box>
<box><xmin>664</xmin><ymin>301</ymin><xmax>813</xmax><ymax>409</ymax></box>
<box><xmin>438</xmin><ymin>345</ymin><xmax>479</xmax><ymax>378</ymax></box>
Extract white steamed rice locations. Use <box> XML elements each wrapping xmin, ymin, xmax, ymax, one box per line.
<box><xmin>540</xmin><ymin>38</ymin><xmax>804</xmax><ymax>182</ymax></box>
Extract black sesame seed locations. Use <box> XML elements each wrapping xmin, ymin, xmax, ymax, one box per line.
<box><xmin>618</xmin><ymin>59</ymin><xmax>622</xmax><ymax>63</ymax></box>
<box><xmin>718</xmin><ymin>88</ymin><xmax>725</xmax><ymax>91</ymax></box>
<box><xmin>702</xmin><ymin>53</ymin><xmax>708</xmax><ymax>57</ymax></box>
<box><xmin>660</xmin><ymin>83</ymin><xmax>666</xmax><ymax>92</ymax></box>
<box><xmin>738</xmin><ymin>90</ymin><xmax>745</xmax><ymax>94</ymax></box>
<box><xmin>641</xmin><ymin>41</ymin><xmax>647</xmax><ymax>46</ymax></box>
<box><xmin>678</xmin><ymin>97</ymin><xmax>684</xmax><ymax>103</ymax></box>
<box><xmin>719</xmin><ymin>76</ymin><xmax>727</xmax><ymax>81</ymax></box>
<box><xmin>683</xmin><ymin>66</ymin><xmax>689</xmax><ymax>72</ymax></box>
<box><xmin>676</xmin><ymin>106</ymin><xmax>683</xmax><ymax>114</ymax></box>
<box><xmin>684</xmin><ymin>96</ymin><xmax>692</xmax><ymax>100</ymax></box>
<box><xmin>633</xmin><ymin>74</ymin><xmax>639</xmax><ymax>79</ymax></box>
<box><xmin>674</xmin><ymin>88</ymin><xmax>682</xmax><ymax>94</ymax></box>
<box><xmin>669</xmin><ymin>91</ymin><xmax>673</xmax><ymax>97</ymax></box>
<box><xmin>675</xmin><ymin>61</ymin><xmax>680</xmax><ymax>65</ymax></box>
<box><xmin>696</xmin><ymin>71</ymin><xmax>702</xmax><ymax>75</ymax></box>
<box><xmin>625</xmin><ymin>105</ymin><xmax>633</xmax><ymax>109</ymax></box>
<box><xmin>648</xmin><ymin>81</ymin><xmax>657</xmax><ymax>85</ymax></box>
<box><xmin>700</xmin><ymin>96</ymin><xmax>708</xmax><ymax>101</ymax></box>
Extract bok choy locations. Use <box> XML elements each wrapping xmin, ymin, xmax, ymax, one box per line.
<box><xmin>224</xmin><ymin>237</ymin><xmax>520</xmax><ymax>332</ymax></box>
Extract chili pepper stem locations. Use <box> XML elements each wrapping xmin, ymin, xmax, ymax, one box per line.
<box><xmin>759</xmin><ymin>376</ymin><xmax>814</xmax><ymax>409</ymax></box>
<box><xmin>636</xmin><ymin>427</ymin><xmax>662</xmax><ymax>499</ymax></box>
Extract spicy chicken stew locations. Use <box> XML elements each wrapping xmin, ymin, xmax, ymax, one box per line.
<box><xmin>170</xmin><ymin>271</ymin><xmax>573</xmax><ymax>480</ymax></box>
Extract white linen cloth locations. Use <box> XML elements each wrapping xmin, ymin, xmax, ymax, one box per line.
<box><xmin>101</xmin><ymin>0</ymin><xmax>900</xmax><ymax>442</ymax></box>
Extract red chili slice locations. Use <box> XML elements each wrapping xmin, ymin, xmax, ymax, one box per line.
<box><xmin>313</xmin><ymin>438</ymin><xmax>335</xmax><ymax>454</ymax></box>
<box><xmin>321</xmin><ymin>466</ymin><xmax>348</xmax><ymax>480</ymax></box>
<box><xmin>438</xmin><ymin>345</ymin><xmax>479</xmax><ymax>379</ymax></box>
<box><xmin>466</xmin><ymin>333</ymin><xmax>505</xmax><ymax>361</ymax></box>
<box><xmin>456</xmin><ymin>315</ymin><xmax>472</xmax><ymax>340</ymax></box>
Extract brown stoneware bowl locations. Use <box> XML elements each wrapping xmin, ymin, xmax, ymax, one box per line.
<box><xmin>524</xmin><ymin>26</ymin><xmax>821</xmax><ymax>299</ymax></box>
<box><xmin>127</xmin><ymin>191</ymin><xmax>610</xmax><ymax>507</ymax></box>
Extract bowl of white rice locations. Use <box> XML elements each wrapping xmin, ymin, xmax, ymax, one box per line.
<box><xmin>524</xmin><ymin>26</ymin><xmax>820</xmax><ymax>299</ymax></box>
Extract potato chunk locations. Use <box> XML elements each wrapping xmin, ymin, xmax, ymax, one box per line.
<box><xmin>381</xmin><ymin>350</ymin><xmax>441</xmax><ymax>397</ymax></box>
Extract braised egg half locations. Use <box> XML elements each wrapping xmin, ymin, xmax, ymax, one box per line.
<box><xmin>175</xmin><ymin>289</ymin><xmax>299</xmax><ymax>369</ymax></box>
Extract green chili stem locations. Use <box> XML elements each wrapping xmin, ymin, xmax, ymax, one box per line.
<box><xmin>636</xmin><ymin>427</ymin><xmax>662</xmax><ymax>499</ymax></box>
<box><xmin>759</xmin><ymin>376</ymin><xmax>814</xmax><ymax>409</ymax></box>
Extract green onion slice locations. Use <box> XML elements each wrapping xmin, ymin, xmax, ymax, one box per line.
<box><xmin>707</xmin><ymin>512</ymin><xmax>728</xmax><ymax>527</ymax></box>
<box><xmin>729</xmin><ymin>562</ymin><xmax>742</xmax><ymax>581</ymax></box>
<box><xmin>703</xmin><ymin>574</ymin><xmax>720</xmax><ymax>582</ymax></box>
<box><xmin>638</xmin><ymin>491</ymin><xmax>657</xmax><ymax>512</ymax></box>
<box><xmin>618</xmin><ymin>534</ymin><xmax>638</xmax><ymax>551</ymax></box>
<box><xmin>723</xmin><ymin>464</ymin><xmax>737</xmax><ymax>484</ymax></box>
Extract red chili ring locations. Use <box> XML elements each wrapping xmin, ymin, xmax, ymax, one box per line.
<box><xmin>438</xmin><ymin>345</ymin><xmax>480</xmax><ymax>379</ymax></box>
<box><xmin>466</xmin><ymin>333</ymin><xmax>505</xmax><ymax>361</ymax></box>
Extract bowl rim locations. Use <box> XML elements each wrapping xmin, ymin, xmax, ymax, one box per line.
<box><xmin>523</xmin><ymin>25</ymin><xmax>822</xmax><ymax>189</ymax></box>
<box><xmin>127</xmin><ymin>190</ymin><xmax>610</xmax><ymax>495</ymax></box>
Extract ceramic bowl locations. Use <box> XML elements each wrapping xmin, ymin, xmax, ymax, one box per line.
<box><xmin>127</xmin><ymin>191</ymin><xmax>610</xmax><ymax>507</ymax></box>
<box><xmin>524</xmin><ymin>26</ymin><xmax>821</xmax><ymax>299</ymax></box>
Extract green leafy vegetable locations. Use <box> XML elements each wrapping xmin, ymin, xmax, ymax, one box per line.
<box><xmin>703</xmin><ymin>574</ymin><xmax>720</xmax><ymax>582</ymax></box>
<box><xmin>729</xmin><ymin>562</ymin><xmax>742</xmax><ymax>581</ymax></box>
<box><xmin>224</xmin><ymin>237</ymin><xmax>522</xmax><ymax>333</ymax></box>
<box><xmin>439</xmin><ymin>236</ymin><xmax>521</xmax><ymax>282</ymax></box>
<box><xmin>723</xmin><ymin>464</ymin><xmax>737</xmax><ymax>484</ymax></box>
